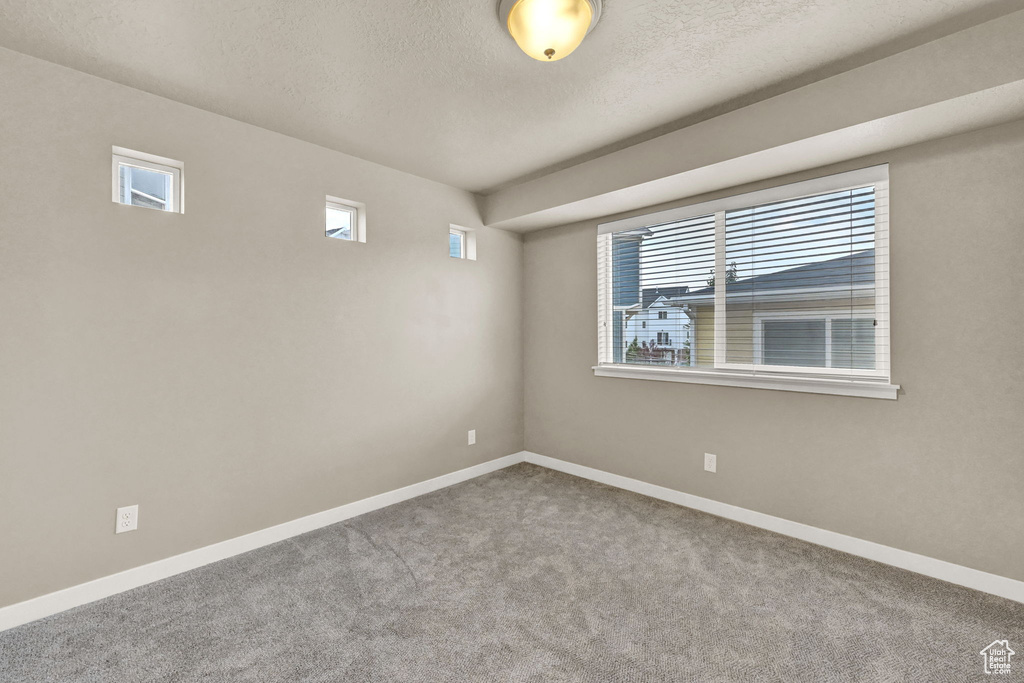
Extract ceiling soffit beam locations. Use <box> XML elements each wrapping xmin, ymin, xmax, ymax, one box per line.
<box><xmin>483</xmin><ymin>9</ymin><xmax>1024</xmax><ymax>233</ymax></box>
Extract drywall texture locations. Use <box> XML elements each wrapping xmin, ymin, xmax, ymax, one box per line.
<box><xmin>0</xmin><ymin>48</ymin><xmax>523</xmax><ymax>608</ymax></box>
<box><xmin>523</xmin><ymin>119</ymin><xmax>1024</xmax><ymax>583</ymax></box>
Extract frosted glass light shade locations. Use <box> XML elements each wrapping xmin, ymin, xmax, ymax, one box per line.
<box><xmin>504</xmin><ymin>0</ymin><xmax>598</xmax><ymax>62</ymax></box>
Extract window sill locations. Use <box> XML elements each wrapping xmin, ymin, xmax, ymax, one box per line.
<box><xmin>592</xmin><ymin>364</ymin><xmax>899</xmax><ymax>400</ymax></box>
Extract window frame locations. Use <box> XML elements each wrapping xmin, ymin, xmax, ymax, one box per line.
<box><xmin>326</xmin><ymin>201</ymin><xmax>358</xmax><ymax>241</ymax></box>
<box><xmin>449</xmin><ymin>224</ymin><xmax>477</xmax><ymax>261</ymax></box>
<box><xmin>595</xmin><ymin>165</ymin><xmax>898</xmax><ymax>400</ymax></box>
<box><xmin>111</xmin><ymin>147</ymin><xmax>183</xmax><ymax>213</ymax></box>
<box><xmin>325</xmin><ymin>196</ymin><xmax>366</xmax><ymax>243</ymax></box>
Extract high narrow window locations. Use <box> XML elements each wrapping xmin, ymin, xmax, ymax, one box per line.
<box><xmin>326</xmin><ymin>197</ymin><xmax>365</xmax><ymax>242</ymax></box>
<box><xmin>112</xmin><ymin>147</ymin><xmax>183</xmax><ymax>213</ymax></box>
<box><xmin>449</xmin><ymin>225</ymin><xmax>477</xmax><ymax>260</ymax></box>
<box><xmin>450</xmin><ymin>228</ymin><xmax>466</xmax><ymax>258</ymax></box>
<box><xmin>597</xmin><ymin>166</ymin><xmax>894</xmax><ymax>399</ymax></box>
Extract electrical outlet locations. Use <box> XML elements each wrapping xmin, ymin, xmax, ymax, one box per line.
<box><xmin>468</xmin><ymin>429</ymin><xmax>476</xmax><ymax>446</ymax></box>
<box><xmin>704</xmin><ymin>453</ymin><xmax>717</xmax><ymax>473</ymax></box>
<box><xmin>115</xmin><ymin>505</ymin><xmax>138</xmax><ymax>534</ymax></box>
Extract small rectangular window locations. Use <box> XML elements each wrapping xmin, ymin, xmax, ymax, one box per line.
<box><xmin>756</xmin><ymin>315</ymin><xmax>875</xmax><ymax>369</ymax></box>
<box><xmin>449</xmin><ymin>225</ymin><xmax>476</xmax><ymax>260</ymax></box>
<box><xmin>831</xmin><ymin>318</ymin><xmax>876</xmax><ymax>370</ymax></box>
<box><xmin>326</xmin><ymin>196</ymin><xmax>365</xmax><ymax>242</ymax></box>
<box><xmin>762</xmin><ymin>319</ymin><xmax>827</xmax><ymax>367</ymax></box>
<box><xmin>326</xmin><ymin>203</ymin><xmax>356</xmax><ymax>240</ymax></box>
<box><xmin>449</xmin><ymin>228</ymin><xmax>466</xmax><ymax>258</ymax></box>
<box><xmin>112</xmin><ymin>147</ymin><xmax>182</xmax><ymax>213</ymax></box>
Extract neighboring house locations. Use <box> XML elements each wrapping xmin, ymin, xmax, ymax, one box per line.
<box><xmin>659</xmin><ymin>250</ymin><xmax>878</xmax><ymax>370</ymax></box>
<box><xmin>622</xmin><ymin>286</ymin><xmax>695</xmax><ymax>366</ymax></box>
<box><xmin>118</xmin><ymin>165</ymin><xmax>170</xmax><ymax>210</ymax></box>
<box><xmin>609</xmin><ymin>227</ymin><xmax>653</xmax><ymax>363</ymax></box>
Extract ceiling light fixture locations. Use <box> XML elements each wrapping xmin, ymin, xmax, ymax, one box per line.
<box><xmin>498</xmin><ymin>0</ymin><xmax>602</xmax><ymax>62</ymax></box>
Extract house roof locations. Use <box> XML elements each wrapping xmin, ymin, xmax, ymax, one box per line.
<box><xmin>669</xmin><ymin>249</ymin><xmax>875</xmax><ymax>301</ymax></box>
<box><xmin>642</xmin><ymin>286</ymin><xmax>690</xmax><ymax>309</ymax></box>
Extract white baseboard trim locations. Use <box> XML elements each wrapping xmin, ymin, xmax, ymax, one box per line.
<box><xmin>523</xmin><ymin>451</ymin><xmax>1024</xmax><ymax>604</ymax></box>
<box><xmin>5</xmin><ymin>449</ymin><xmax>1019</xmax><ymax>633</ymax></box>
<box><xmin>0</xmin><ymin>452</ymin><xmax>528</xmax><ymax>633</ymax></box>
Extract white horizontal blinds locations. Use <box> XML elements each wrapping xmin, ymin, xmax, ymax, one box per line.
<box><xmin>600</xmin><ymin>214</ymin><xmax>716</xmax><ymax>367</ymax></box>
<box><xmin>596</xmin><ymin>166</ymin><xmax>890</xmax><ymax>383</ymax></box>
<box><xmin>721</xmin><ymin>184</ymin><xmax>888</xmax><ymax>379</ymax></box>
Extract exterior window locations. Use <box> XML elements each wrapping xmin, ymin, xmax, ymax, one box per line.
<box><xmin>831</xmin><ymin>318</ymin><xmax>876</xmax><ymax>369</ymax></box>
<box><xmin>449</xmin><ymin>225</ymin><xmax>477</xmax><ymax>260</ymax></box>
<box><xmin>758</xmin><ymin>315</ymin><xmax>875</xmax><ymax>369</ymax></box>
<box><xmin>326</xmin><ymin>202</ymin><xmax>356</xmax><ymax>240</ymax></box>
<box><xmin>596</xmin><ymin>165</ymin><xmax>895</xmax><ymax>399</ymax></box>
<box><xmin>112</xmin><ymin>147</ymin><xmax>182</xmax><ymax>213</ymax></box>
<box><xmin>326</xmin><ymin>197</ymin><xmax>365</xmax><ymax>242</ymax></box>
<box><xmin>450</xmin><ymin>228</ymin><xmax>466</xmax><ymax>258</ymax></box>
<box><xmin>762</xmin><ymin>319</ymin><xmax>827</xmax><ymax>367</ymax></box>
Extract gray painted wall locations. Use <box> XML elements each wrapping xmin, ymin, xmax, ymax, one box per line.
<box><xmin>2</xmin><ymin>41</ymin><xmax>1022</xmax><ymax>612</ymax></box>
<box><xmin>523</xmin><ymin>119</ymin><xmax>1024</xmax><ymax>582</ymax></box>
<box><xmin>0</xmin><ymin>48</ymin><xmax>524</xmax><ymax>608</ymax></box>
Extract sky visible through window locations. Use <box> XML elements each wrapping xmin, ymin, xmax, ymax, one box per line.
<box><xmin>326</xmin><ymin>205</ymin><xmax>353</xmax><ymax>239</ymax></box>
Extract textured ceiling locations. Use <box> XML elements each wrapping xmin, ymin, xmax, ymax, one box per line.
<box><xmin>0</xmin><ymin>0</ymin><xmax>1018</xmax><ymax>192</ymax></box>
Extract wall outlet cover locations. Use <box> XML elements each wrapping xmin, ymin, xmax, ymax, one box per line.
<box><xmin>115</xmin><ymin>505</ymin><xmax>139</xmax><ymax>534</ymax></box>
<box><xmin>704</xmin><ymin>453</ymin><xmax>717</xmax><ymax>473</ymax></box>
<box><xmin>468</xmin><ymin>429</ymin><xmax>476</xmax><ymax>446</ymax></box>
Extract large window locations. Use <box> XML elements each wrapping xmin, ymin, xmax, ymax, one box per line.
<box><xmin>596</xmin><ymin>166</ymin><xmax>896</xmax><ymax>399</ymax></box>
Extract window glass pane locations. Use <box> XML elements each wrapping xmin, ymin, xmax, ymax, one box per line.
<box><xmin>725</xmin><ymin>187</ymin><xmax>876</xmax><ymax>367</ymax></box>
<box><xmin>612</xmin><ymin>215</ymin><xmax>715</xmax><ymax>367</ymax></box>
<box><xmin>326</xmin><ymin>205</ymin><xmax>353</xmax><ymax>240</ymax></box>
<box><xmin>832</xmin><ymin>318</ymin><xmax>875</xmax><ymax>369</ymax></box>
<box><xmin>763</xmin><ymin>320</ymin><xmax>826</xmax><ymax>367</ymax></box>
<box><xmin>449</xmin><ymin>232</ymin><xmax>463</xmax><ymax>258</ymax></box>
<box><xmin>119</xmin><ymin>164</ymin><xmax>171</xmax><ymax>210</ymax></box>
